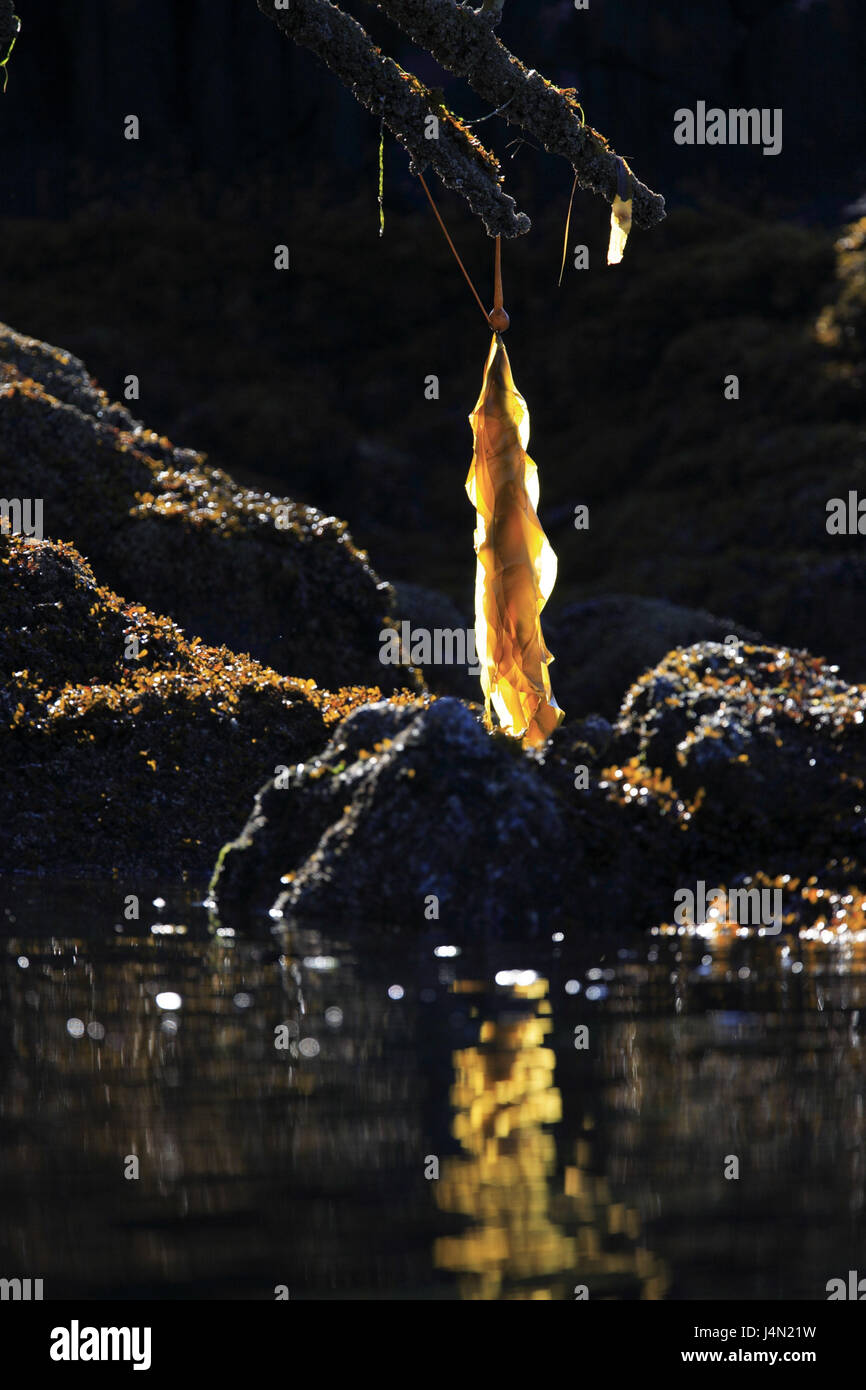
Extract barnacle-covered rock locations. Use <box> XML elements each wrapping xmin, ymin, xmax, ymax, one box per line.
<box><xmin>611</xmin><ymin>640</ymin><xmax>866</xmax><ymax>881</ymax></box>
<box><xmin>212</xmin><ymin>696</ymin><xmax>574</xmax><ymax>930</ymax></box>
<box><xmin>211</xmin><ymin>688</ymin><xmax>688</xmax><ymax>933</ymax></box>
<box><xmin>0</xmin><ymin>322</ymin><xmax>406</xmax><ymax>690</ymax></box>
<box><xmin>0</xmin><ymin>534</ymin><xmax>414</xmax><ymax>875</ymax></box>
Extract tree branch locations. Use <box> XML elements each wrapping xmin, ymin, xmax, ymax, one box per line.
<box><xmin>371</xmin><ymin>0</ymin><xmax>666</xmax><ymax>231</ymax></box>
<box><xmin>257</xmin><ymin>0</ymin><xmax>529</xmax><ymax>236</ymax></box>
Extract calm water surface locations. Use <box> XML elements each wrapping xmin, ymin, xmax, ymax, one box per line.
<box><xmin>0</xmin><ymin>879</ymin><xmax>864</xmax><ymax>1300</ymax></box>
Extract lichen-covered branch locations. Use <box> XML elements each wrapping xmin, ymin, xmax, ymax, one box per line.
<box><xmin>372</xmin><ymin>0</ymin><xmax>665</xmax><ymax>230</ymax></box>
<box><xmin>256</xmin><ymin>0</ymin><xmax>529</xmax><ymax>236</ymax></box>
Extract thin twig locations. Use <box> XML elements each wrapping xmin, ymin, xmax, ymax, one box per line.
<box><xmin>460</xmin><ymin>95</ymin><xmax>514</xmax><ymax>127</ymax></box>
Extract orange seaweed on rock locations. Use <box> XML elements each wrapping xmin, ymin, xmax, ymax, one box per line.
<box><xmin>466</xmin><ymin>332</ymin><xmax>563</xmax><ymax>747</ymax></box>
<box><xmin>0</xmin><ymin>532</ymin><xmax>420</xmax><ymax>875</ymax></box>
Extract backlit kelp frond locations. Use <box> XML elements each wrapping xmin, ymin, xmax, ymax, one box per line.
<box><xmin>607</xmin><ymin>194</ymin><xmax>632</xmax><ymax>265</ymax></box>
<box><xmin>607</xmin><ymin>157</ymin><xmax>634</xmax><ymax>266</ymax></box>
<box><xmin>467</xmin><ymin>333</ymin><xmax>563</xmax><ymax>747</ymax></box>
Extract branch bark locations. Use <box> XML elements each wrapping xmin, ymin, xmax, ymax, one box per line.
<box><xmin>371</xmin><ymin>0</ymin><xmax>665</xmax><ymax>231</ymax></box>
<box><xmin>257</xmin><ymin>0</ymin><xmax>529</xmax><ymax>236</ymax></box>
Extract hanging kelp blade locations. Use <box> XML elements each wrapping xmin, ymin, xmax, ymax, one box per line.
<box><xmin>466</xmin><ymin>333</ymin><xmax>563</xmax><ymax>747</ymax></box>
<box><xmin>607</xmin><ymin>157</ymin><xmax>633</xmax><ymax>265</ymax></box>
<box><xmin>607</xmin><ymin>194</ymin><xmax>632</xmax><ymax>265</ymax></box>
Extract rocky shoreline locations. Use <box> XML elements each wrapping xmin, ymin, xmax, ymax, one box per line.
<box><xmin>2</xmin><ymin>296</ymin><xmax>866</xmax><ymax>930</ymax></box>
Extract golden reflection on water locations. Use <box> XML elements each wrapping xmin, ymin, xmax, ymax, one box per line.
<box><xmin>434</xmin><ymin>975</ymin><xmax>668</xmax><ymax>1300</ymax></box>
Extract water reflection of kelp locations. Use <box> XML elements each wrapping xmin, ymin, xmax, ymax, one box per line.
<box><xmin>433</xmin><ymin>974</ymin><xmax>668</xmax><ymax>1300</ymax></box>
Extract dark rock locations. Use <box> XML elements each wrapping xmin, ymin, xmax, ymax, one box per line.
<box><xmin>211</xmin><ymin>689</ymin><xmax>687</xmax><ymax>934</ymax></box>
<box><xmin>212</xmin><ymin>696</ymin><xmax>573</xmax><ymax>931</ymax></box>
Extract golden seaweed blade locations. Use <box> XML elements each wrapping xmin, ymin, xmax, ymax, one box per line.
<box><xmin>466</xmin><ymin>332</ymin><xmax>563</xmax><ymax>747</ymax></box>
<box><xmin>607</xmin><ymin>158</ymin><xmax>634</xmax><ymax>265</ymax></box>
<box><xmin>607</xmin><ymin>193</ymin><xmax>632</xmax><ymax>265</ymax></box>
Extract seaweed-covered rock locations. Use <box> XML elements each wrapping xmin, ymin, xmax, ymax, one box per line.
<box><xmin>654</xmin><ymin>869</ymin><xmax>866</xmax><ymax>944</ymax></box>
<box><xmin>210</xmin><ymin>636</ymin><xmax>866</xmax><ymax>934</ymax></box>
<box><xmin>212</xmin><ymin>697</ymin><xmax>573</xmax><ymax>930</ymax></box>
<box><xmin>0</xmin><ymin>534</ymin><xmax>415</xmax><ymax>875</ymax></box>
<box><xmin>0</xmin><ymin>322</ymin><xmax>407</xmax><ymax>689</ymax></box>
<box><xmin>611</xmin><ymin>640</ymin><xmax>866</xmax><ymax>881</ymax></box>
